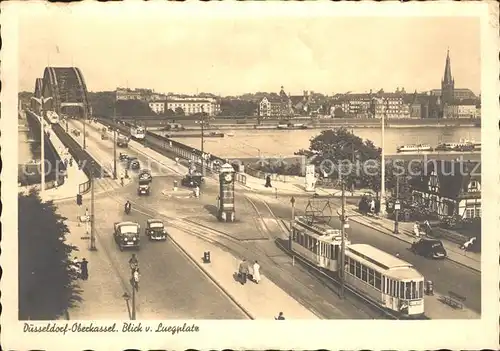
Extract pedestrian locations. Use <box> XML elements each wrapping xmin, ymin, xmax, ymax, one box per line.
<box><xmin>120</xmin><ymin>176</ymin><xmax>124</xmax><ymax>187</ymax></box>
<box><xmin>265</xmin><ymin>174</ymin><xmax>272</xmax><ymax>188</ymax></box>
<box><xmin>275</xmin><ymin>312</ymin><xmax>285</xmax><ymax>320</ymax></box>
<box><xmin>252</xmin><ymin>260</ymin><xmax>261</xmax><ymax>284</ymax></box>
<box><xmin>194</xmin><ymin>185</ymin><xmax>200</xmax><ymax>198</ymax></box>
<box><xmin>175</xmin><ymin>156</ymin><xmax>179</xmax><ymax>165</ymax></box>
<box><xmin>413</xmin><ymin>222</ymin><xmax>420</xmax><ymax>237</ymax></box>
<box><xmin>54</xmin><ymin>180</ymin><xmax>58</xmax><ymax>189</ymax></box>
<box><xmin>69</xmin><ymin>157</ymin><xmax>73</xmax><ymax>167</ymax></box>
<box><xmin>80</xmin><ymin>258</ymin><xmax>89</xmax><ymax>280</ymax></box>
<box><xmin>71</xmin><ymin>256</ymin><xmax>81</xmax><ymax>278</ymax></box>
<box><xmin>238</xmin><ymin>259</ymin><xmax>248</xmax><ymax>285</ymax></box>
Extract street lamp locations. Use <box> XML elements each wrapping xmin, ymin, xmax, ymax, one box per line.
<box><xmin>380</xmin><ymin>98</ymin><xmax>388</xmax><ymax>217</ymax></box>
<box><xmin>90</xmin><ymin>161</ymin><xmax>97</xmax><ymax>251</ymax></box>
<box><xmin>393</xmin><ymin>176</ymin><xmax>400</xmax><ymax>234</ymax></box>
<box><xmin>240</xmin><ymin>141</ymin><xmax>261</xmax><ymax>159</ymax></box>
<box><xmin>122</xmin><ymin>292</ymin><xmax>136</xmax><ymax>320</ymax></box>
<box><xmin>289</xmin><ymin>196</ymin><xmax>296</xmax><ymax>250</ymax></box>
<box><xmin>30</xmin><ymin>96</ymin><xmax>53</xmax><ymax>196</ymax></box>
<box><xmin>113</xmin><ymin>106</ymin><xmax>117</xmax><ymax>180</ymax></box>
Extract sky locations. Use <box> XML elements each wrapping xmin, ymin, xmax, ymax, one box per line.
<box><xmin>17</xmin><ymin>6</ymin><xmax>481</xmax><ymax>96</ymax></box>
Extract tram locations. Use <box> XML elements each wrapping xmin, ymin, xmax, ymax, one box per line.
<box><xmin>130</xmin><ymin>126</ymin><xmax>146</xmax><ymax>140</ymax></box>
<box><xmin>46</xmin><ymin>111</ymin><xmax>60</xmax><ymax>124</ymax></box>
<box><xmin>290</xmin><ymin>216</ymin><xmax>425</xmax><ymax>318</ymax></box>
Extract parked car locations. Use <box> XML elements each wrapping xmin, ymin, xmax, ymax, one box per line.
<box><xmin>410</xmin><ymin>238</ymin><xmax>447</xmax><ymax>259</ymax></box>
<box><xmin>119</xmin><ymin>153</ymin><xmax>129</xmax><ymax>161</ymax></box>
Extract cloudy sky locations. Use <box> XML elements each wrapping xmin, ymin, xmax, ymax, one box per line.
<box><xmin>17</xmin><ymin>3</ymin><xmax>481</xmax><ymax>96</ymax></box>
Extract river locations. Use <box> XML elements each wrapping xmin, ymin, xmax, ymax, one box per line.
<box><xmin>171</xmin><ymin>126</ymin><xmax>481</xmax><ymax>159</ymax></box>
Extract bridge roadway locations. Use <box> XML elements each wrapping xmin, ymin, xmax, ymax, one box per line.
<box><xmin>72</xmin><ymin>121</ymin><xmax>384</xmax><ymax>319</ymax></box>
<box><xmin>75</xmin><ymin>120</ymin><xmax>481</xmax><ymax>316</ymax></box>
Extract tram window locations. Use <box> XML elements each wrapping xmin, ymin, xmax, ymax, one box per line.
<box><xmin>349</xmin><ymin>259</ymin><xmax>355</xmax><ymax>275</ymax></box>
<box><xmin>418</xmin><ymin>281</ymin><xmax>423</xmax><ymax>299</ymax></box>
<box><xmin>400</xmin><ymin>282</ymin><xmax>405</xmax><ymax>299</ymax></box>
<box><xmin>334</xmin><ymin>246</ymin><xmax>339</xmax><ymax>259</ymax></box>
<box><xmin>330</xmin><ymin>244</ymin><xmax>335</xmax><ymax>259</ymax></box>
<box><xmin>411</xmin><ymin>281</ymin><xmax>417</xmax><ymax>299</ymax></box>
<box><xmin>367</xmin><ymin>269</ymin><xmax>374</xmax><ymax>286</ymax></box>
<box><xmin>322</xmin><ymin>243</ymin><xmax>328</xmax><ymax>258</ymax></box>
<box><xmin>391</xmin><ymin>280</ymin><xmax>396</xmax><ymax>297</ymax></box>
<box><xmin>355</xmin><ymin>261</ymin><xmax>361</xmax><ymax>278</ymax></box>
<box><xmin>374</xmin><ymin>272</ymin><xmax>381</xmax><ymax>290</ymax></box>
<box><xmin>292</xmin><ymin>230</ymin><xmax>297</xmax><ymax>241</ymax></box>
<box><xmin>361</xmin><ymin>266</ymin><xmax>367</xmax><ymax>282</ymax></box>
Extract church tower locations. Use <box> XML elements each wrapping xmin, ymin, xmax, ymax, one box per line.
<box><xmin>441</xmin><ymin>49</ymin><xmax>455</xmax><ymax>105</ymax></box>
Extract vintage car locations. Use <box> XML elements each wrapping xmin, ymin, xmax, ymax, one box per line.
<box><xmin>137</xmin><ymin>179</ymin><xmax>151</xmax><ymax>196</ymax></box>
<box><xmin>181</xmin><ymin>173</ymin><xmax>204</xmax><ymax>188</ymax></box>
<box><xmin>139</xmin><ymin>169</ymin><xmax>152</xmax><ymax>182</ymax></box>
<box><xmin>145</xmin><ymin>219</ymin><xmax>167</xmax><ymax>241</ymax></box>
<box><xmin>113</xmin><ymin>221</ymin><xmax>140</xmax><ymax>251</ymax></box>
<box><xmin>117</xmin><ymin>135</ymin><xmax>129</xmax><ymax>147</ymax></box>
<box><xmin>410</xmin><ymin>238</ymin><xmax>447</xmax><ymax>259</ymax></box>
<box><xmin>119</xmin><ymin>152</ymin><xmax>129</xmax><ymax>161</ymax></box>
<box><xmin>127</xmin><ymin>157</ymin><xmax>140</xmax><ymax>170</ymax></box>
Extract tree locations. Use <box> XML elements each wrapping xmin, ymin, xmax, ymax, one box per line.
<box><xmin>163</xmin><ymin>109</ymin><xmax>175</xmax><ymax>117</ymax></box>
<box><xmin>18</xmin><ymin>190</ymin><xmax>81</xmax><ymax>320</ymax></box>
<box><xmin>175</xmin><ymin>107</ymin><xmax>185</xmax><ymax>116</ymax></box>
<box><xmin>116</xmin><ymin>100</ymin><xmax>155</xmax><ymax>117</ymax></box>
<box><xmin>333</xmin><ymin>107</ymin><xmax>346</xmax><ymax>118</ymax></box>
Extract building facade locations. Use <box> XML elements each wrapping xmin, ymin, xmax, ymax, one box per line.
<box><xmin>258</xmin><ymin>86</ymin><xmax>292</xmax><ymax>118</ymax></box>
<box><xmin>116</xmin><ymin>88</ymin><xmax>166</xmax><ymax>102</ymax></box>
<box><xmin>148</xmin><ymin>96</ymin><xmax>220</xmax><ymax>116</ymax></box>
<box><xmin>410</xmin><ymin>160</ymin><xmax>481</xmax><ymax>220</ymax></box>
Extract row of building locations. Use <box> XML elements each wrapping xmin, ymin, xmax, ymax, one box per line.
<box><xmin>258</xmin><ymin>50</ymin><xmax>480</xmax><ymax>119</ymax></box>
<box><xmin>116</xmin><ymin>88</ymin><xmax>220</xmax><ymax>116</ymax></box>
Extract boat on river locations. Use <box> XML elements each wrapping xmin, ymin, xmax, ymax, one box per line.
<box><xmin>396</xmin><ymin>144</ymin><xmax>434</xmax><ymax>153</ymax></box>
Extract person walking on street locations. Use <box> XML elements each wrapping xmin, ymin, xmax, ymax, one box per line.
<box><xmin>252</xmin><ymin>260</ymin><xmax>261</xmax><ymax>284</ymax></box>
<box><xmin>275</xmin><ymin>312</ymin><xmax>285</xmax><ymax>320</ymax></box>
<box><xmin>238</xmin><ymin>259</ymin><xmax>249</xmax><ymax>285</ymax></box>
<box><xmin>80</xmin><ymin>258</ymin><xmax>89</xmax><ymax>280</ymax></box>
<box><xmin>413</xmin><ymin>222</ymin><xmax>420</xmax><ymax>237</ymax></box>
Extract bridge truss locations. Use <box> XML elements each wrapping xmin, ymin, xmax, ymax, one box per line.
<box><xmin>33</xmin><ymin>67</ymin><xmax>91</xmax><ymax>118</ymax></box>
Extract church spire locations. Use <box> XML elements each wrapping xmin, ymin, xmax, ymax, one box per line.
<box><xmin>443</xmin><ymin>49</ymin><xmax>453</xmax><ymax>84</ymax></box>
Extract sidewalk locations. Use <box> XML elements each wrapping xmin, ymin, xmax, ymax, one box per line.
<box><xmin>57</xmin><ymin>203</ymin><xmax>130</xmax><ymax>320</ymax></box>
<box><xmin>18</xmin><ymin>123</ymin><xmax>89</xmax><ymax>202</ymax></box>
<box><xmin>345</xmin><ymin>205</ymin><xmax>481</xmax><ymax>272</ymax></box>
<box><xmin>167</xmin><ymin>226</ymin><xmax>320</xmax><ymax>319</ymax></box>
<box><xmin>424</xmin><ymin>292</ymin><xmax>479</xmax><ymax>319</ymax></box>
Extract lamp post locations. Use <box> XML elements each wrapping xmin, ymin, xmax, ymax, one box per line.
<box><xmin>30</xmin><ymin>96</ymin><xmax>52</xmax><ymax>196</ymax></box>
<box><xmin>82</xmin><ymin>109</ymin><xmax>87</xmax><ymax>150</ymax></box>
<box><xmin>240</xmin><ymin>141</ymin><xmax>262</xmax><ymax>159</ymax></box>
<box><xmin>339</xmin><ymin>181</ymin><xmax>348</xmax><ymax>299</ymax></box>
<box><xmin>199</xmin><ymin>107</ymin><xmax>206</xmax><ymax>177</ymax></box>
<box><xmin>113</xmin><ymin>107</ymin><xmax>117</xmax><ymax>180</ymax></box>
<box><xmin>379</xmin><ymin>98</ymin><xmax>388</xmax><ymax>217</ymax></box>
<box><xmin>394</xmin><ymin>176</ymin><xmax>400</xmax><ymax>234</ymax></box>
<box><xmin>90</xmin><ymin>161</ymin><xmax>97</xmax><ymax>251</ymax></box>
<box><xmin>122</xmin><ymin>292</ymin><xmax>136</xmax><ymax>320</ymax></box>
<box><xmin>289</xmin><ymin>196</ymin><xmax>296</xmax><ymax>250</ymax></box>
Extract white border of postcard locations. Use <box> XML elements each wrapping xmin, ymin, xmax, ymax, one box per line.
<box><xmin>1</xmin><ymin>1</ymin><xmax>499</xmax><ymax>350</ymax></box>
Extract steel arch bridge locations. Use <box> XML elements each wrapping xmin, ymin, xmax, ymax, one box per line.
<box><xmin>32</xmin><ymin>67</ymin><xmax>91</xmax><ymax>118</ymax></box>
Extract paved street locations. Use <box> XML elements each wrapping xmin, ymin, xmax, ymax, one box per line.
<box><xmin>57</xmin><ymin>193</ymin><xmax>248</xmax><ymax>319</ymax></box>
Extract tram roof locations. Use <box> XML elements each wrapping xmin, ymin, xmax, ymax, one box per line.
<box><xmin>347</xmin><ymin>244</ymin><xmax>413</xmax><ymax>270</ymax></box>
<box><xmin>293</xmin><ymin>217</ymin><xmax>342</xmax><ymax>238</ymax></box>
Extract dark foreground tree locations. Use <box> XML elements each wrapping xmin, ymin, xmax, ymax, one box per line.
<box><xmin>18</xmin><ymin>190</ymin><xmax>81</xmax><ymax>320</ymax></box>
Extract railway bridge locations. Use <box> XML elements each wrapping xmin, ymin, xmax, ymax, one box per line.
<box><xmin>31</xmin><ymin>67</ymin><xmax>91</xmax><ymax>118</ymax></box>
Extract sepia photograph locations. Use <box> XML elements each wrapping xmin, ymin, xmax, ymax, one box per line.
<box><xmin>1</xmin><ymin>1</ymin><xmax>499</xmax><ymax>350</ymax></box>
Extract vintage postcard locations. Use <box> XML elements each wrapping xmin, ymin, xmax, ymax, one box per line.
<box><xmin>1</xmin><ymin>1</ymin><xmax>499</xmax><ymax>349</ymax></box>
